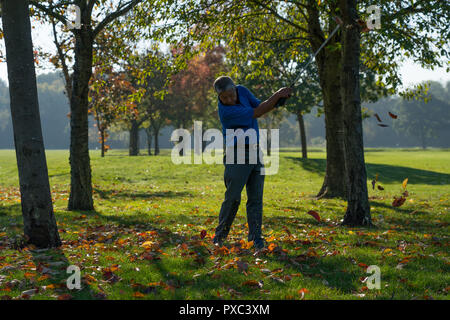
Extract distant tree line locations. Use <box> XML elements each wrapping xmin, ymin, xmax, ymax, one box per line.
<box><xmin>1</xmin><ymin>74</ymin><xmax>448</xmax><ymax>151</ymax></box>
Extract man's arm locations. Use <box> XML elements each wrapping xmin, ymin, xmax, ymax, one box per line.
<box><xmin>252</xmin><ymin>87</ymin><xmax>292</xmax><ymax>118</ymax></box>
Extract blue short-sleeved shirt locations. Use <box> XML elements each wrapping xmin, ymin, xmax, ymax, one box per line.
<box><xmin>218</xmin><ymin>85</ymin><xmax>262</xmax><ymax>147</ymax></box>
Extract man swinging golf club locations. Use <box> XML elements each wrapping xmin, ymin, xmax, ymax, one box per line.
<box><xmin>212</xmin><ymin>75</ymin><xmax>292</xmax><ymax>251</ymax></box>
<box><xmin>211</xmin><ymin>17</ymin><xmax>343</xmax><ymax>251</ymax></box>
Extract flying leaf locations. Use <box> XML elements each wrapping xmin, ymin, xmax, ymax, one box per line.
<box><xmin>200</xmin><ymin>230</ymin><xmax>207</xmax><ymax>239</ymax></box>
<box><xmin>307</xmin><ymin>210</ymin><xmax>321</xmax><ymax>222</ymax></box>
<box><xmin>374</xmin><ymin>113</ymin><xmax>382</xmax><ymax>122</ymax></box>
<box><xmin>402</xmin><ymin>178</ymin><xmax>408</xmax><ymax>189</ymax></box>
<box><xmin>377</xmin><ymin>124</ymin><xmax>389</xmax><ymax>127</ymax></box>
<box><xmin>388</xmin><ymin>112</ymin><xmax>398</xmax><ymax>119</ymax></box>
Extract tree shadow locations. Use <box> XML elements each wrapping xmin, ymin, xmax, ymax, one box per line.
<box><xmin>93</xmin><ymin>188</ymin><xmax>194</xmax><ymax>200</ymax></box>
<box><xmin>285</xmin><ymin>156</ymin><xmax>450</xmax><ymax>185</ymax></box>
<box><xmin>29</xmin><ymin>248</ymin><xmax>94</xmax><ymax>299</ymax></box>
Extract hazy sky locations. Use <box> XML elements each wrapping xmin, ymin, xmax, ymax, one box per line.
<box><xmin>0</xmin><ymin>16</ymin><xmax>448</xmax><ymax>90</ymax></box>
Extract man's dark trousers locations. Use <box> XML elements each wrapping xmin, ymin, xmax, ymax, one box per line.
<box><xmin>214</xmin><ymin>145</ymin><xmax>264</xmax><ymax>244</ymax></box>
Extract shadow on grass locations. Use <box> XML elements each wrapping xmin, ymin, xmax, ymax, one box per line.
<box><xmin>2</xmin><ymin>202</ymin><xmax>445</xmax><ymax>299</ymax></box>
<box><xmin>93</xmin><ymin>188</ymin><xmax>194</xmax><ymax>200</ymax></box>
<box><xmin>285</xmin><ymin>157</ymin><xmax>450</xmax><ymax>185</ymax></box>
<box><xmin>75</xmin><ymin>210</ymin><xmax>362</xmax><ymax>297</ymax></box>
<box><xmin>29</xmin><ymin>248</ymin><xmax>94</xmax><ymax>299</ymax></box>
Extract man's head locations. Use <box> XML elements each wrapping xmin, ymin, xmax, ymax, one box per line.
<box><xmin>214</xmin><ymin>76</ymin><xmax>237</xmax><ymax>106</ymax></box>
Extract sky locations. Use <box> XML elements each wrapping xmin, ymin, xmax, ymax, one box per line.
<box><xmin>0</xmin><ymin>15</ymin><xmax>448</xmax><ymax>90</ymax></box>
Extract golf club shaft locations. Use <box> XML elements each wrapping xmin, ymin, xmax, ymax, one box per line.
<box><xmin>275</xmin><ymin>23</ymin><xmax>341</xmax><ymax>108</ymax></box>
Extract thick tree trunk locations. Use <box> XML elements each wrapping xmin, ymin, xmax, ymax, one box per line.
<box><xmin>1</xmin><ymin>0</ymin><xmax>61</xmax><ymax>247</ymax></box>
<box><xmin>316</xmin><ymin>51</ymin><xmax>347</xmax><ymax>199</ymax></box>
<box><xmin>297</xmin><ymin>112</ymin><xmax>308</xmax><ymax>159</ymax></box>
<box><xmin>340</xmin><ymin>0</ymin><xmax>372</xmax><ymax>226</ymax></box>
<box><xmin>68</xmin><ymin>13</ymin><xmax>94</xmax><ymax>211</ymax></box>
<box><xmin>307</xmin><ymin>4</ymin><xmax>347</xmax><ymax>199</ymax></box>
<box><xmin>129</xmin><ymin>120</ymin><xmax>140</xmax><ymax>156</ymax></box>
<box><xmin>145</xmin><ymin>127</ymin><xmax>152</xmax><ymax>155</ymax></box>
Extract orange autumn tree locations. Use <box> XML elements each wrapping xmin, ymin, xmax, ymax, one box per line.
<box><xmin>168</xmin><ymin>46</ymin><xmax>225</xmax><ymax>131</ymax></box>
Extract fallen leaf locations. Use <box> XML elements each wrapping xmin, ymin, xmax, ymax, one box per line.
<box><xmin>392</xmin><ymin>196</ymin><xmax>406</xmax><ymax>207</ymax></box>
<box><xmin>267</xmin><ymin>243</ymin><xmax>277</xmax><ymax>252</ymax></box>
<box><xmin>57</xmin><ymin>293</ymin><xmax>73</xmax><ymax>300</ymax></box>
<box><xmin>133</xmin><ymin>292</ymin><xmax>145</xmax><ymax>298</ymax></box>
<box><xmin>307</xmin><ymin>210</ymin><xmax>321</xmax><ymax>222</ymax></box>
<box><xmin>243</xmin><ymin>280</ymin><xmax>263</xmax><ymax>288</ymax></box>
<box><xmin>236</xmin><ymin>260</ymin><xmax>248</xmax><ymax>273</ymax></box>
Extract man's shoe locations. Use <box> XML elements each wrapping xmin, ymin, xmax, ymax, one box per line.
<box><xmin>253</xmin><ymin>239</ymin><xmax>266</xmax><ymax>250</ymax></box>
<box><xmin>213</xmin><ymin>237</ymin><xmax>224</xmax><ymax>247</ymax></box>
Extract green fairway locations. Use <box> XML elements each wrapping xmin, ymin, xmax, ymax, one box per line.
<box><xmin>0</xmin><ymin>148</ymin><xmax>449</xmax><ymax>300</ymax></box>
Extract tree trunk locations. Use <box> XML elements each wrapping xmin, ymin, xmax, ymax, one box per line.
<box><xmin>129</xmin><ymin>119</ymin><xmax>139</xmax><ymax>156</ymax></box>
<box><xmin>420</xmin><ymin>125</ymin><xmax>426</xmax><ymax>149</ymax></box>
<box><xmin>307</xmin><ymin>4</ymin><xmax>347</xmax><ymax>199</ymax></box>
<box><xmin>68</xmin><ymin>11</ymin><xmax>94</xmax><ymax>211</ymax></box>
<box><xmin>340</xmin><ymin>0</ymin><xmax>372</xmax><ymax>226</ymax></box>
<box><xmin>316</xmin><ymin>52</ymin><xmax>347</xmax><ymax>199</ymax></box>
<box><xmin>297</xmin><ymin>112</ymin><xmax>308</xmax><ymax>159</ymax></box>
<box><xmin>154</xmin><ymin>128</ymin><xmax>160</xmax><ymax>155</ymax></box>
<box><xmin>1</xmin><ymin>0</ymin><xmax>61</xmax><ymax>248</ymax></box>
<box><xmin>100</xmin><ymin>129</ymin><xmax>105</xmax><ymax>157</ymax></box>
<box><xmin>145</xmin><ymin>127</ymin><xmax>152</xmax><ymax>155</ymax></box>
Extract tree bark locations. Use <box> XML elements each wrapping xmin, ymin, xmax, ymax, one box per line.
<box><xmin>153</xmin><ymin>128</ymin><xmax>160</xmax><ymax>155</ymax></box>
<box><xmin>68</xmin><ymin>3</ymin><xmax>94</xmax><ymax>211</ymax></box>
<box><xmin>100</xmin><ymin>130</ymin><xmax>105</xmax><ymax>157</ymax></box>
<box><xmin>297</xmin><ymin>112</ymin><xmax>308</xmax><ymax>159</ymax></box>
<box><xmin>145</xmin><ymin>127</ymin><xmax>152</xmax><ymax>155</ymax></box>
<box><xmin>129</xmin><ymin>119</ymin><xmax>140</xmax><ymax>156</ymax></box>
<box><xmin>340</xmin><ymin>0</ymin><xmax>372</xmax><ymax>226</ymax></box>
<box><xmin>307</xmin><ymin>3</ymin><xmax>347</xmax><ymax>199</ymax></box>
<box><xmin>1</xmin><ymin>0</ymin><xmax>61</xmax><ymax>247</ymax></box>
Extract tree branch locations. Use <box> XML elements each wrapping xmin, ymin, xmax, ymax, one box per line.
<box><xmin>50</xmin><ymin>15</ymin><xmax>72</xmax><ymax>100</ymax></box>
<box><xmin>250</xmin><ymin>0</ymin><xmax>309</xmax><ymax>34</ymax></box>
<box><xmin>249</xmin><ymin>35</ymin><xmax>309</xmax><ymax>43</ymax></box>
<box><xmin>92</xmin><ymin>0</ymin><xmax>142</xmax><ymax>37</ymax></box>
<box><xmin>29</xmin><ymin>0</ymin><xmax>70</xmax><ymax>25</ymax></box>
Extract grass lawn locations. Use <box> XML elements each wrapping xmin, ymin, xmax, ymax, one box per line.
<box><xmin>0</xmin><ymin>148</ymin><xmax>449</xmax><ymax>300</ymax></box>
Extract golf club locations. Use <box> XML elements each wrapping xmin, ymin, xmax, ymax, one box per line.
<box><xmin>275</xmin><ymin>16</ymin><xmax>344</xmax><ymax>108</ymax></box>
